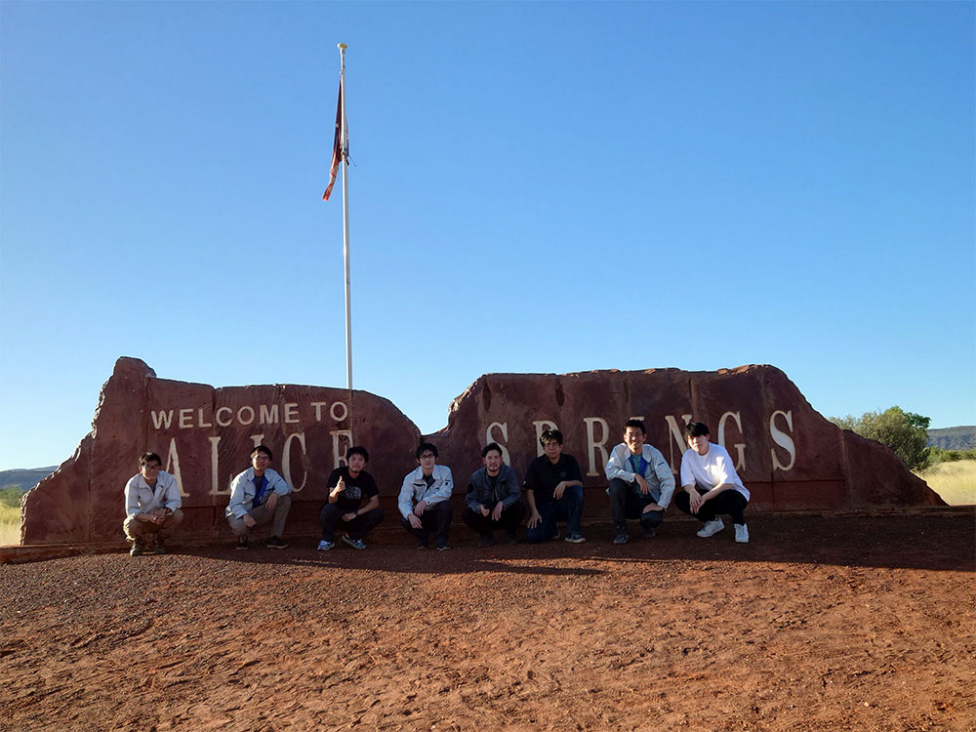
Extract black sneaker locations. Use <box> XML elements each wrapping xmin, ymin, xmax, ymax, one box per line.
<box><xmin>642</xmin><ymin>526</ymin><xmax>657</xmax><ymax>539</ymax></box>
<box><xmin>478</xmin><ymin>533</ymin><xmax>495</xmax><ymax>547</ymax></box>
<box><xmin>154</xmin><ymin>536</ymin><xmax>168</xmax><ymax>555</ymax></box>
<box><xmin>436</xmin><ymin>542</ymin><xmax>450</xmax><ymax>551</ymax></box>
<box><xmin>236</xmin><ymin>536</ymin><xmax>249</xmax><ymax>550</ymax></box>
<box><xmin>506</xmin><ymin>530</ymin><xmax>519</xmax><ymax>545</ymax></box>
<box><xmin>613</xmin><ymin>532</ymin><xmax>629</xmax><ymax>545</ymax></box>
<box><xmin>267</xmin><ymin>536</ymin><xmax>289</xmax><ymax>550</ymax></box>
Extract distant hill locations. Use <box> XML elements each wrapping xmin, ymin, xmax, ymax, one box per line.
<box><xmin>0</xmin><ymin>467</ymin><xmax>57</xmax><ymax>491</ymax></box>
<box><xmin>928</xmin><ymin>426</ymin><xmax>976</xmax><ymax>451</ymax></box>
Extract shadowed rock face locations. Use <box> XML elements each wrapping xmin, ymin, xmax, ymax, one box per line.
<box><xmin>20</xmin><ymin>360</ymin><xmax>942</xmax><ymax>546</ymax></box>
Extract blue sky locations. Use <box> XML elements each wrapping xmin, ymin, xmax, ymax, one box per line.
<box><xmin>1</xmin><ymin>1</ymin><xmax>973</xmax><ymax>471</ymax></box>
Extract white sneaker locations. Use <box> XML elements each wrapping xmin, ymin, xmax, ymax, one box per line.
<box><xmin>734</xmin><ymin>524</ymin><xmax>749</xmax><ymax>543</ymax></box>
<box><xmin>696</xmin><ymin>518</ymin><xmax>725</xmax><ymax>538</ymax></box>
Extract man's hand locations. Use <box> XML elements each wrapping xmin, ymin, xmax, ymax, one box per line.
<box><xmin>414</xmin><ymin>500</ymin><xmax>428</xmax><ymax>516</ymax></box>
<box><xmin>527</xmin><ymin>510</ymin><xmax>542</xmax><ymax>529</ymax></box>
<box><xmin>266</xmin><ymin>492</ymin><xmax>278</xmax><ymax>511</ymax></box>
<box><xmin>150</xmin><ymin>508</ymin><xmax>167</xmax><ymax>525</ymax></box>
<box><xmin>408</xmin><ymin>514</ymin><xmax>423</xmax><ymax>530</ymax></box>
<box><xmin>687</xmin><ymin>489</ymin><xmax>704</xmax><ymax>513</ymax></box>
<box><xmin>553</xmin><ymin>481</ymin><xmax>567</xmax><ymax>501</ymax></box>
<box><xmin>642</xmin><ymin>503</ymin><xmax>664</xmax><ymax>514</ymax></box>
<box><xmin>342</xmin><ymin>512</ymin><xmax>357</xmax><ymax>522</ymax></box>
<box><xmin>491</xmin><ymin>502</ymin><xmax>503</xmax><ymax>522</ymax></box>
<box><xmin>330</xmin><ymin>477</ymin><xmax>345</xmax><ymax>499</ymax></box>
<box><xmin>479</xmin><ymin>505</ymin><xmax>490</xmax><ymax>517</ymax></box>
<box><xmin>634</xmin><ymin>475</ymin><xmax>650</xmax><ymax>494</ymax></box>
<box><xmin>243</xmin><ymin>513</ymin><xmax>257</xmax><ymax>528</ymax></box>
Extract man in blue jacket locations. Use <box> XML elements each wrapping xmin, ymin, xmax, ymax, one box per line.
<box><xmin>463</xmin><ymin>442</ymin><xmax>526</xmax><ymax>546</ymax></box>
<box><xmin>226</xmin><ymin>445</ymin><xmax>293</xmax><ymax>550</ymax></box>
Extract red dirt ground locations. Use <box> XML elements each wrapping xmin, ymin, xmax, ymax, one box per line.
<box><xmin>1</xmin><ymin>513</ymin><xmax>973</xmax><ymax>732</ymax></box>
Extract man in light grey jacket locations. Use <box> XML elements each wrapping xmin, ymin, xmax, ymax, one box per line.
<box><xmin>604</xmin><ymin>419</ymin><xmax>675</xmax><ymax>544</ymax></box>
<box><xmin>398</xmin><ymin>442</ymin><xmax>454</xmax><ymax>550</ymax></box>
<box><xmin>226</xmin><ymin>445</ymin><xmax>293</xmax><ymax>550</ymax></box>
<box><xmin>123</xmin><ymin>451</ymin><xmax>184</xmax><ymax>556</ymax></box>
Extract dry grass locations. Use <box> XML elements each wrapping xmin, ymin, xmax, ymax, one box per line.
<box><xmin>0</xmin><ymin>488</ymin><xmax>23</xmax><ymax>546</ymax></box>
<box><xmin>916</xmin><ymin>459</ymin><xmax>976</xmax><ymax>506</ymax></box>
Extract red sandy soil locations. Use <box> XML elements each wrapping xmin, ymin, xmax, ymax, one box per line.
<box><xmin>1</xmin><ymin>513</ymin><xmax>973</xmax><ymax>732</ymax></box>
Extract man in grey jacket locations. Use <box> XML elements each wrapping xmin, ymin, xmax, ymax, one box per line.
<box><xmin>463</xmin><ymin>442</ymin><xmax>527</xmax><ymax>546</ymax></box>
<box><xmin>398</xmin><ymin>442</ymin><xmax>454</xmax><ymax>550</ymax></box>
<box><xmin>226</xmin><ymin>445</ymin><xmax>293</xmax><ymax>550</ymax></box>
<box><xmin>123</xmin><ymin>451</ymin><xmax>184</xmax><ymax>556</ymax></box>
<box><xmin>604</xmin><ymin>419</ymin><xmax>675</xmax><ymax>544</ymax></box>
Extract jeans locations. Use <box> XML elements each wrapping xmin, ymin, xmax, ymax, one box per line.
<box><xmin>607</xmin><ymin>478</ymin><xmax>664</xmax><ymax>533</ymax></box>
<box><xmin>320</xmin><ymin>503</ymin><xmax>384</xmax><ymax>542</ymax></box>
<box><xmin>525</xmin><ymin>485</ymin><xmax>584</xmax><ymax>543</ymax></box>
<box><xmin>673</xmin><ymin>489</ymin><xmax>748</xmax><ymax>525</ymax></box>
<box><xmin>400</xmin><ymin>499</ymin><xmax>453</xmax><ymax>547</ymax></box>
<box><xmin>462</xmin><ymin>501</ymin><xmax>527</xmax><ymax>536</ymax></box>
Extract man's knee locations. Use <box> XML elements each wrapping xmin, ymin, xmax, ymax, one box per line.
<box><xmin>607</xmin><ymin>478</ymin><xmax>630</xmax><ymax>497</ymax></box>
<box><xmin>641</xmin><ymin>510</ymin><xmax>664</xmax><ymax>528</ymax></box>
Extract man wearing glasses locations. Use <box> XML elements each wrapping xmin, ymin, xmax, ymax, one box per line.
<box><xmin>123</xmin><ymin>452</ymin><xmax>184</xmax><ymax>556</ymax></box>
<box><xmin>398</xmin><ymin>442</ymin><xmax>454</xmax><ymax>550</ymax></box>
<box><xmin>226</xmin><ymin>445</ymin><xmax>294</xmax><ymax>550</ymax></box>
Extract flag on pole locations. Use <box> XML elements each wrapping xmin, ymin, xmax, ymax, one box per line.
<box><xmin>323</xmin><ymin>82</ymin><xmax>344</xmax><ymax>201</ymax></box>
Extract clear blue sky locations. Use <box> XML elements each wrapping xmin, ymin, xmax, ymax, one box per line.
<box><xmin>1</xmin><ymin>1</ymin><xmax>973</xmax><ymax>471</ymax></box>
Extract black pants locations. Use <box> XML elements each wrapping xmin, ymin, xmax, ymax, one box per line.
<box><xmin>673</xmin><ymin>489</ymin><xmax>748</xmax><ymax>525</ymax></box>
<box><xmin>320</xmin><ymin>503</ymin><xmax>384</xmax><ymax>542</ymax></box>
<box><xmin>400</xmin><ymin>500</ymin><xmax>453</xmax><ymax>547</ymax></box>
<box><xmin>462</xmin><ymin>501</ymin><xmax>527</xmax><ymax>536</ymax></box>
<box><xmin>607</xmin><ymin>478</ymin><xmax>664</xmax><ymax>533</ymax></box>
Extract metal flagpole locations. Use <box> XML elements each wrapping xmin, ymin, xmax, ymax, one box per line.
<box><xmin>338</xmin><ymin>43</ymin><xmax>352</xmax><ymax>390</ymax></box>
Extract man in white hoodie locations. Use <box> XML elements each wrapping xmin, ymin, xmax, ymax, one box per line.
<box><xmin>674</xmin><ymin>421</ymin><xmax>751</xmax><ymax>543</ymax></box>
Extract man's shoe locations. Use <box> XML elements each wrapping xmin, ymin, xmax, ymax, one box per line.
<box><xmin>236</xmin><ymin>535</ymin><xmax>249</xmax><ymax>550</ymax></box>
<box><xmin>506</xmin><ymin>530</ymin><xmax>519</xmax><ymax>545</ymax></box>
<box><xmin>642</xmin><ymin>526</ymin><xmax>657</xmax><ymax>539</ymax></box>
<box><xmin>266</xmin><ymin>536</ymin><xmax>289</xmax><ymax>550</ymax></box>
<box><xmin>564</xmin><ymin>533</ymin><xmax>586</xmax><ymax>544</ymax></box>
<box><xmin>613</xmin><ymin>532</ymin><xmax>629</xmax><ymax>545</ymax></box>
<box><xmin>342</xmin><ymin>534</ymin><xmax>367</xmax><ymax>550</ymax></box>
<box><xmin>154</xmin><ymin>536</ymin><xmax>167</xmax><ymax>555</ymax></box>
<box><xmin>436</xmin><ymin>543</ymin><xmax>450</xmax><ymax>551</ymax></box>
<box><xmin>128</xmin><ymin>539</ymin><xmax>144</xmax><ymax>557</ymax></box>
<box><xmin>317</xmin><ymin>539</ymin><xmax>335</xmax><ymax>551</ymax></box>
<box><xmin>734</xmin><ymin>524</ymin><xmax>750</xmax><ymax>543</ymax></box>
<box><xmin>697</xmin><ymin>519</ymin><xmax>725</xmax><ymax>538</ymax></box>
<box><xmin>416</xmin><ymin>539</ymin><xmax>429</xmax><ymax>550</ymax></box>
<box><xmin>478</xmin><ymin>533</ymin><xmax>495</xmax><ymax>547</ymax></box>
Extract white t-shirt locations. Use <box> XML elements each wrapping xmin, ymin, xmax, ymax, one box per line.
<box><xmin>679</xmin><ymin>443</ymin><xmax>750</xmax><ymax>501</ymax></box>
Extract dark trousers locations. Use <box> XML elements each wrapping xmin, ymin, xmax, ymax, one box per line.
<box><xmin>673</xmin><ymin>489</ymin><xmax>748</xmax><ymax>525</ymax></box>
<box><xmin>400</xmin><ymin>499</ymin><xmax>453</xmax><ymax>547</ymax></box>
<box><xmin>462</xmin><ymin>501</ymin><xmax>527</xmax><ymax>536</ymax></box>
<box><xmin>525</xmin><ymin>485</ymin><xmax>584</xmax><ymax>543</ymax></box>
<box><xmin>320</xmin><ymin>503</ymin><xmax>384</xmax><ymax>542</ymax></box>
<box><xmin>608</xmin><ymin>478</ymin><xmax>664</xmax><ymax>533</ymax></box>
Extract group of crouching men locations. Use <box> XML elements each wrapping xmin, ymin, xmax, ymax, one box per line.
<box><xmin>122</xmin><ymin>419</ymin><xmax>751</xmax><ymax>556</ymax></box>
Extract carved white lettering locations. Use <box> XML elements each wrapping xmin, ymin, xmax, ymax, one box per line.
<box><xmin>282</xmin><ymin>432</ymin><xmax>307</xmax><ymax>492</ymax></box>
<box><xmin>284</xmin><ymin>403</ymin><xmax>299</xmax><ymax>424</ymax></box>
<box><xmin>312</xmin><ymin>402</ymin><xmax>328</xmax><ymax>421</ymax></box>
<box><xmin>215</xmin><ymin>407</ymin><xmax>233</xmax><ymax>427</ymax></box>
<box><xmin>331</xmin><ymin>430</ymin><xmax>353</xmax><ymax>468</ymax></box>
<box><xmin>163</xmin><ymin>437</ymin><xmax>188</xmax><ymax>497</ymax></box>
<box><xmin>770</xmin><ymin>410</ymin><xmax>796</xmax><ymax>471</ymax></box>
<box><xmin>532</xmin><ymin>420</ymin><xmax>558</xmax><ymax>456</ymax></box>
<box><xmin>237</xmin><ymin>406</ymin><xmax>255</xmax><ymax>425</ymax></box>
<box><xmin>151</xmin><ymin>410</ymin><xmax>174</xmax><ymax>430</ymax></box>
<box><xmin>584</xmin><ymin>417</ymin><xmax>609</xmax><ymax>476</ymax></box>
<box><xmin>718</xmin><ymin>411</ymin><xmax>746</xmax><ymax>471</ymax></box>
<box><xmin>664</xmin><ymin>414</ymin><xmax>693</xmax><ymax>474</ymax></box>
<box><xmin>330</xmin><ymin>401</ymin><xmax>348</xmax><ymax>422</ymax></box>
<box><xmin>250</xmin><ymin>434</ymin><xmax>264</xmax><ymax>449</ymax></box>
<box><xmin>259</xmin><ymin>404</ymin><xmax>279</xmax><ymax>425</ymax></box>
<box><xmin>209</xmin><ymin>436</ymin><xmax>227</xmax><ymax>495</ymax></box>
<box><xmin>198</xmin><ymin>407</ymin><xmax>213</xmax><ymax>429</ymax></box>
<box><xmin>485</xmin><ymin>422</ymin><xmax>511</xmax><ymax>463</ymax></box>
<box><xmin>179</xmin><ymin>408</ymin><xmax>193</xmax><ymax>429</ymax></box>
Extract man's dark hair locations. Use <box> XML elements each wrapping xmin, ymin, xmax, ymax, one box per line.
<box><xmin>482</xmin><ymin>442</ymin><xmax>503</xmax><ymax>458</ymax></box>
<box><xmin>250</xmin><ymin>445</ymin><xmax>274</xmax><ymax>460</ymax></box>
<box><xmin>416</xmin><ymin>442</ymin><xmax>439</xmax><ymax>460</ymax></box>
<box><xmin>347</xmin><ymin>445</ymin><xmax>369</xmax><ymax>462</ymax></box>
<box><xmin>684</xmin><ymin>422</ymin><xmax>710</xmax><ymax>439</ymax></box>
<box><xmin>623</xmin><ymin>419</ymin><xmax>646</xmax><ymax>435</ymax></box>
<box><xmin>540</xmin><ymin>429</ymin><xmax>563</xmax><ymax>446</ymax></box>
<box><xmin>139</xmin><ymin>452</ymin><xmax>162</xmax><ymax>467</ymax></box>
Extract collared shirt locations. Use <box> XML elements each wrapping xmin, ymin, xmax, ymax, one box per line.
<box><xmin>605</xmin><ymin>443</ymin><xmax>676</xmax><ymax>508</ymax></box>
<box><xmin>225</xmin><ymin>467</ymin><xmax>292</xmax><ymax>519</ymax></box>
<box><xmin>124</xmin><ymin>471</ymin><xmax>181</xmax><ymax>519</ymax></box>
<box><xmin>398</xmin><ymin>464</ymin><xmax>453</xmax><ymax>519</ymax></box>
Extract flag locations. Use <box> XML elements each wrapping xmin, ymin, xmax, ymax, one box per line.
<box><xmin>323</xmin><ymin>82</ymin><xmax>344</xmax><ymax>201</ymax></box>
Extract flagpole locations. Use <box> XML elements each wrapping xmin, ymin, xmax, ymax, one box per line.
<box><xmin>338</xmin><ymin>42</ymin><xmax>352</xmax><ymax>390</ymax></box>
